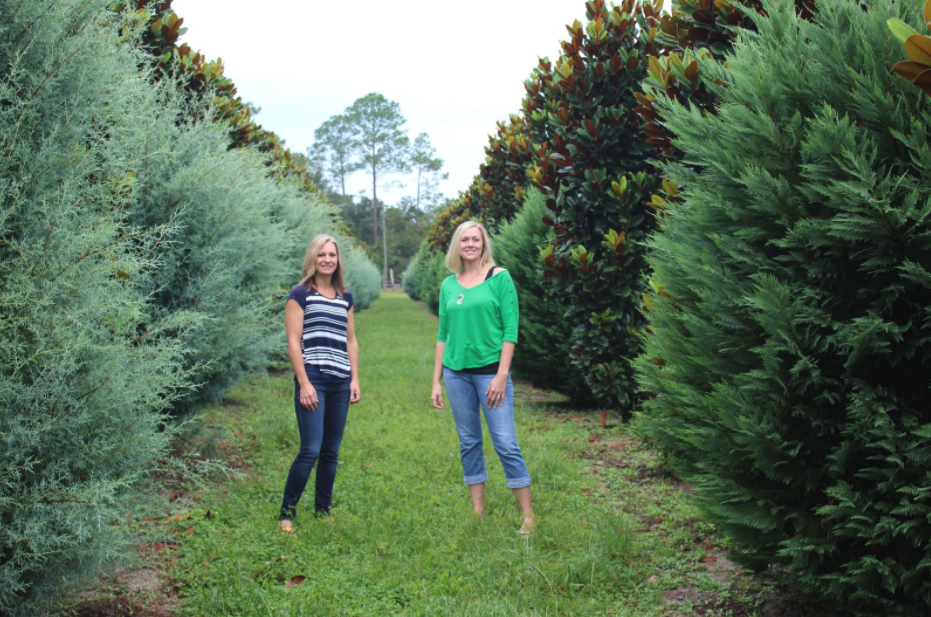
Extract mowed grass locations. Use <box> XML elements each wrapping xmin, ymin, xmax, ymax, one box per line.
<box><xmin>171</xmin><ymin>292</ymin><xmax>740</xmax><ymax>616</ymax></box>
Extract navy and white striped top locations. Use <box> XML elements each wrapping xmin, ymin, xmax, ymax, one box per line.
<box><xmin>288</xmin><ymin>285</ymin><xmax>354</xmax><ymax>380</ymax></box>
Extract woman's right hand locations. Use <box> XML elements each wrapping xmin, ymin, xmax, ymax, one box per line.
<box><xmin>299</xmin><ymin>381</ymin><xmax>318</xmax><ymax>410</ymax></box>
<box><xmin>431</xmin><ymin>383</ymin><xmax>444</xmax><ymax>409</ymax></box>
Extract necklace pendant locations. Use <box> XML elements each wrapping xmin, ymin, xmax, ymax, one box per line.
<box><xmin>457</xmin><ymin>293</ymin><xmax>464</xmax><ymax>305</ymax></box>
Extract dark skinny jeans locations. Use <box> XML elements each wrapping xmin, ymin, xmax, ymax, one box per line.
<box><xmin>280</xmin><ymin>374</ymin><xmax>350</xmax><ymax>520</ymax></box>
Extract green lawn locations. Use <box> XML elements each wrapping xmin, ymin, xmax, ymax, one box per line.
<box><xmin>170</xmin><ymin>292</ymin><xmax>757</xmax><ymax>616</ymax></box>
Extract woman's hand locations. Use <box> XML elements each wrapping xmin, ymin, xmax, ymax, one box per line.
<box><xmin>298</xmin><ymin>381</ymin><xmax>318</xmax><ymax>410</ymax></box>
<box><xmin>350</xmin><ymin>380</ymin><xmax>361</xmax><ymax>404</ymax></box>
<box><xmin>431</xmin><ymin>383</ymin><xmax>445</xmax><ymax>409</ymax></box>
<box><xmin>485</xmin><ymin>374</ymin><xmax>507</xmax><ymax>409</ymax></box>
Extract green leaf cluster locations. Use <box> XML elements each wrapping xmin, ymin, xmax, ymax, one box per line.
<box><xmin>495</xmin><ymin>190</ymin><xmax>597</xmax><ymax>405</ymax></box>
<box><xmin>528</xmin><ymin>0</ymin><xmax>665</xmax><ymax>411</ymax></box>
<box><xmin>635</xmin><ymin>0</ymin><xmax>931</xmax><ymax>613</ymax></box>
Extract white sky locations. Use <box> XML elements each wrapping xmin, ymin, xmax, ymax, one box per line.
<box><xmin>172</xmin><ymin>0</ymin><xmax>593</xmax><ymax>205</ymax></box>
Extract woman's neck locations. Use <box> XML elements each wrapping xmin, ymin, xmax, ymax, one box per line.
<box><xmin>314</xmin><ymin>274</ymin><xmax>334</xmax><ymax>292</ymax></box>
<box><xmin>460</xmin><ymin>261</ymin><xmax>483</xmax><ymax>276</ymax></box>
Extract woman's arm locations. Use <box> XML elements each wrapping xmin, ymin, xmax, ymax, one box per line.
<box><xmin>347</xmin><ymin>307</ymin><xmax>360</xmax><ymax>403</ymax></box>
<box><xmin>485</xmin><ymin>271</ymin><xmax>519</xmax><ymax>409</ymax></box>
<box><xmin>432</xmin><ymin>341</ymin><xmax>446</xmax><ymax>409</ymax></box>
<box><xmin>286</xmin><ymin>299</ymin><xmax>317</xmax><ymax>410</ymax></box>
<box><xmin>485</xmin><ymin>341</ymin><xmax>515</xmax><ymax>409</ymax></box>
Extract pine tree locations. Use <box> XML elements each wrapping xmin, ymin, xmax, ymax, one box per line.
<box><xmin>635</xmin><ymin>0</ymin><xmax>931</xmax><ymax>613</ymax></box>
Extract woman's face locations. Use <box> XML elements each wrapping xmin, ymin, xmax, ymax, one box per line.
<box><xmin>316</xmin><ymin>241</ymin><xmax>338</xmax><ymax>276</ymax></box>
<box><xmin>458</xmin><ymin>227</ymin><xmax>484</xmax><ymax>263</ymax></box>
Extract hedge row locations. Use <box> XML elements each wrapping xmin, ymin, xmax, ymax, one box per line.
<box><xmin>0</xmin><ymin>1</ymin><xmax>377</xmax><ymax>613</ymax></box>
<box><xmin>406</xmin><ymin>0</ymin><xmax>931</xmax><ymax>613</ymax></box>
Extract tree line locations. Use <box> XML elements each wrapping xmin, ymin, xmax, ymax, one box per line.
<box><xmin>0</xmin><ymin>1</ymin><xmax>379</xmax><ymax>614</ymax></box>
<box><xmin>309</xmin><ymin>95</ymin><xmax>448</xmax><ymax>286</ymax></box>
<box><xmin>408</xmin><ymin>0</ymin><xmax>931</xmax><ymax>614</ymax></box>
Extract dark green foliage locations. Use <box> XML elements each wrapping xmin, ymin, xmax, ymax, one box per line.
<box><xmin>114</xmin><ymin>0</ymin><xmax>324</xmax><ymax>193</ymax></box>
<box><xmin>655</xmin><ymin>0</ymin><xmax>815</xmax><ymax>59</ymax></box>
<box><xmin>402</xmin><ymin>256</ymin><xmax>420</xmax><ymax>300</ymax></box>
<box><xmin>635</xmin><ymin>0</ymin><xmax>931</xmax><ymax>614</ymax></box>
<box><xmin>405</xmin><ymin>242</ymin><xmax>447</xmax><ymax>314</ymax></box>
<box><xmin>528</xmin><ymin>0</ymin><xmax>663</xmax><ymax>411</ymax></box>
<box><xmin>495</xmin><ymin>191</ymin><xmax>597</xmax><ymax>405</ymax></box>
<box><xmin>0</xmin><ymin>3</ymin><xmax>186</xmax><ymax>613</ymax></box>
<box><xmin>426</xmin><ymin>116</ymin><xmax>533</xmax><ymax>255</ymax></box>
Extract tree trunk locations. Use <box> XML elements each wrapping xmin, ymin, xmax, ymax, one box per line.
<box><xmin>372</xmin><ymin>171</ymin><xmax>378</xmax><ymax>246</ymax></box>
<box><xmin>382</xmin><ymin>201</ymin><xmax>389</xmax><ymax>288</ymax></box>
<box><xmin>414</xmin><ymin>167</ymin><xmax>421</xmax><ymax>228</ymax></box>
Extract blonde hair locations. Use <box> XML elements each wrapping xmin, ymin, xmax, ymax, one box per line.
<box><xmin>445</xmin><ymin>220</ymin><xmax>495</xmax><ymax>273</ymax></box>
<box><xmin>298</xmin><ymin>234</ymin><xmax>346</xmax><ymax>296</ymax></box>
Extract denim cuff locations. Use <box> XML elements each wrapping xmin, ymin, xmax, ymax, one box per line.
<box><xmin>506</xmin><ymin>476</ymin><xmax>532</xmax><ymax>489</ymax></box>
<box><xmin>463</xmin><ymin>472</ymin><xmax>489</xmax><ymax>486</ymax></box>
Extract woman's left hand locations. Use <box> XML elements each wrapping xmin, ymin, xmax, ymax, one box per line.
<box><xmin>350</xmin><ymin>380</ymin><xmax>361</xmax><ymax>404</ymax></box>
<box><xmin>485</xmin><ymin>374</ymin><xmax>507</xmax><ymax>409</ymax></box>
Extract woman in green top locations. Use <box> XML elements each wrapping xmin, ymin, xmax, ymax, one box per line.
<box><xmin>431</xmin><ymin>221</ymin><xmax>535</xmax><ymax>534</ymax></box>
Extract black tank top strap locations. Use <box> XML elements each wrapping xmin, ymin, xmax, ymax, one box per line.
<box><xmin>484</xmin><ymin>266</ymin><xmax>498</xmax><ymax>282</ymax></box>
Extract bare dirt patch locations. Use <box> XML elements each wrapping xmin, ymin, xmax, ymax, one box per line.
<box><xmin>58</xmin><ymin>548</ymin><xmax>179</xmax><ymax>617</ymax></box>
<box><xmin>58</xmin><ymin>385</ymin><xmax>268</xmax><ymax>616</ymax></box>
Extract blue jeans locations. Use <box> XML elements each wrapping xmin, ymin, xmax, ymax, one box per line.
<box><xmin>443</xmin><ymin>368</ymin><xmax>531</xmax><ymax>489</ymax></box>
<box><xmin>280</xmin><ymin>375</ymin><xmax>350</xmax><ymax>519</ymax></box>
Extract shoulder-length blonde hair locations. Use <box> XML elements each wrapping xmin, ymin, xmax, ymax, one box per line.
<box><xmin>298</xmin><ymin>234</ymin><xmax>346</xmax><ymax>297</ymax></box>
<box><xmin>445</xmin><ymin>220</ymin><xmax>495</xmax><ymax>273</ymax></box>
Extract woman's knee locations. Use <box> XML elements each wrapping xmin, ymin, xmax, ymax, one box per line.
<box><xmin>295</xmin><ymin>444</ymin><xmax>321</xmax><ymax>463</ymax></box>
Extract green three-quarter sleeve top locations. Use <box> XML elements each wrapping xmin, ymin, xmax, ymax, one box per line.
<box><xmin>437</xmin><ymin>269</ymin><xmax>520</xmax><ymax>370</ymax></box>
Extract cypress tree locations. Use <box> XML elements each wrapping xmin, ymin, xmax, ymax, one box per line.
<box><xmin>635</xmin><ymin>0</ymin><xmax>931</xmax><ymax>613</ymax></box>
<box><xmin>0</xmin><ymin>2</ymin><xmax>187</xmax><ymax>613</ymax></box>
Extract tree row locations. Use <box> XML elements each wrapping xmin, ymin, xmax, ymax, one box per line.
<box><xmin>409</xmin><ymin>0</ymin><xmax>931</xmax><ymax>614</ymax></box>
<box><xmin>0</xmin><ymin>1</ymin><xmax>379</xmax><ymax>614</ymax></box>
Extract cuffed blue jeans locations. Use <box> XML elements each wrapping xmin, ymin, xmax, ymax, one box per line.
<box><xmin>443</xmin><ymin>368</ymin><xmax>531</xmax><ymax>489</ymax></box>
<box><xmin>280</xmin><ymin>376</ymin><xmax>350</xmax><ymax>520</ymax></box>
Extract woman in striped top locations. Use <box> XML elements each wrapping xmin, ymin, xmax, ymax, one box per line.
<box><xmin>279</xmin><ymin>234</ymin><xmax>360</xmax><ymax>532</ymax></box>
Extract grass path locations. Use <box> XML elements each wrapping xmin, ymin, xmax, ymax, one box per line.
<box><xmin>170</xmin><ymin>292</ymin><xmax>752</xmax><ymax>616</ymax></box>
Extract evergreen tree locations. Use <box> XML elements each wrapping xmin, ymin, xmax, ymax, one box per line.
<box><xmin>635</xmin><ymin>0</ymin><xmax>931</xmax><ymax>613</ymax></box>
<box><xmin>409</xmin><ymin>133</ymin><xmax>447</xmax><ymax>227</ymax></box>
<box><xmin>495</xmin><ymin>191</ymin><xmax>597</xmax><ymax>405</ymax></box>
<box><xmin>310</xmin><ymin>114</ymin><xmax>359</xmax><ymax>197</ymax></box>
<box><xmin>0</xmin><ymin>3</ymin><xmax>187</xmax><ymax>613</ymax></box>
<box><xmin>527</xmin><ymin>0</ymin><xmax>664</xmax><ymax>412</ymax></box>
<box><xmin>345</xmin><ymin>93</ymin><xmax>411</xmax><ymax>284</ymax></box>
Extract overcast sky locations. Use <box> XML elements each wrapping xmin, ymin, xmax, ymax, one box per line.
<box><xmin>172</xmin><ymin>0</ymin><xmax>593</xmax><ymax>204</ymax></box>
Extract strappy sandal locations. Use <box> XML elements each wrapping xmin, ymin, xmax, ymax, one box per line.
<box><xmin>279</xmin><ymin>518</ymin><xmax>294</xmax><ymax>533</ymax></box>
<box><xmin>518</xmin><ymin>514</ymin><xmax>535</xmax><ymax>536</ymax></box>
